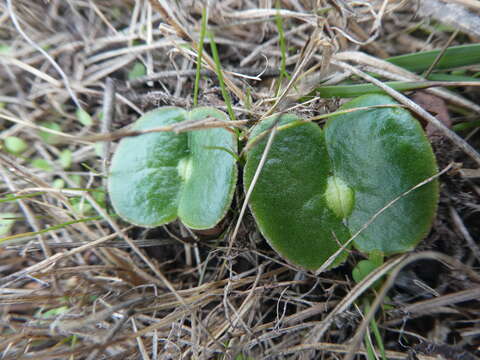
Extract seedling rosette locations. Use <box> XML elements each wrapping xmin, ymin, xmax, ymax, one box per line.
<box><xmin>108</xmin><ymin>107</ymin><xmax>237</xmax><ymax>229</ymax></box>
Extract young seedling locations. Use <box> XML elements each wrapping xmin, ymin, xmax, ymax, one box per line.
<box><xmin>4</xmin><ymin>136</ymin><xmax>28</xmax><ymax>155</ymax></box>
<box><xmin>108</xmin><ymin>107</ymin><xmax>237</xmax><ymax>229</ymax></box>
<box><xmin>244</xmin><ymin>94</ymin><xmax>439</xmax><ymax>270</ymax></box>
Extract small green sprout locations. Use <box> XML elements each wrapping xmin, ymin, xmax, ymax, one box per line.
<box><xmin>4</xmin><ymin>136</ymin><xmax>28</xmax><ymax>155</ymax></box>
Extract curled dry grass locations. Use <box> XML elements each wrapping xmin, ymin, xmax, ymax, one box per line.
<box><xmin>0</xmin><ymin>1</ymin><xmax>479</xmax><ymax>359</ymax></box>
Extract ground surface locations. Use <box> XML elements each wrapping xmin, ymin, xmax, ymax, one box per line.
<box><xmin>0</xmin><ymin>1</ymin><xmax>479</xmax><ymax>359</ymax></box>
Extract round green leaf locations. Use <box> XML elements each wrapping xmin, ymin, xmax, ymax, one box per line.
<box><xmin>31</xmin><ymin>158</ymin><xmax>53</xmax><ymax>172</ymax></box>
<box><xmin>244</xmin><ymin>95</ymin><xmax>438</xmax><ymax>270</ymax></box>
<box><xmin>352</xmin><ymin>259</ymin><xmax>379</xmax><ymax>284</ymax></box>
<box><xmin>109</xmin><ymin>107</ymin><xmax>187</xmax><ymax>227</ymax></box>
<box><xmin>59</xmin><ymin>149</ymin><xmax>73</xmax><ymax>169</ymax></box>
<box><xmin>108</xmin><ymin>107</ymin><xmax>237</xmax><ymax>229</ymax></box>
<box><xmin>244</xmin><ymin>114</ymin><xmax>350</xmax><ymax>270</ymax></box>
<box><xmin>4</xmin><ymin>136</ymin><xmax>28</xmax><ymax>154</ymax></box>
<box><xmin>325</xmin><ymin>94</ymin><xmax>438</xmax><ymax>254</ymax></box>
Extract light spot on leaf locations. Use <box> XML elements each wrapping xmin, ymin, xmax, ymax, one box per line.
<box><xmin>177</xmin><ymin>157</ymin><xmax>193</xmax><ymax>181</ymax></box>
<box><xmin>325</xmin><ymin>176</ymin><xmax>354</xmax><ymax>218</ymax></box>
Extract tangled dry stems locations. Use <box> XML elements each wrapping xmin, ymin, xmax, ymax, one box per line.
<box><xmin>0</xmin><ymin>1</ymin><xmax>479</xmax><ymax>359</ymax></box>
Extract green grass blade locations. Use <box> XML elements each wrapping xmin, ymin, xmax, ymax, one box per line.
<box><xmin>193</xmin><ymin>7</ymin><xmax>208</xmax><ymax>107</ymax></box>
<box><xmin>0</xmin><ymin>216</ymin><xmax>101</xmax><ymax>243</ymax></box>
<box><xmin>387</xmin><ymin>44</ymin><xmax>480</xmax><ymax>73</ymax></box>
<box><xmin>370</xmin><ymin>317</ymin><xmax>387</xmax><ymax>360</ymax></box>
<box><xmin>0</xmin><ymin>192</ymin><xmax>46</xmax><ymax>204</ymax></box>
<box><xmin>453</xmin><ymin>120</ymin><xmax>480</xmax><ymax>132</ymax></box>
<box><xmin>309</xmin><ymin>80</ymin><xmax>480</xmax><ymax>98</ymax></box>
<box><xmin>427</xmin><ymin>73</ymin><xmax>479</xmax><ymax>82</ymax></box>
<box><xmin>207</xmin><ymin>30</ymin><xmax>235</xmax><ymax>121</ymax></box>
<box><xmin>364</xmin><ymin>299</ymin><xmax>387</xmax><ymax>360</ymax></box>
<box><xmin>364</xmin><ymin>330</ymin><xmax>377</xmax><ymax>360</ymax></box>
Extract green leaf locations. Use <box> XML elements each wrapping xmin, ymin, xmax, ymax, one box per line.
<box><xmin>4</xmin><ymin>136</ymin><xmax>28</xmax><ymax>154</ymax></box>
<box><xmin>39</xmin><ymin>122</ymin><xmax>62</xmax><ymax>145</ymax></box>
<box><xmin>244</xmin><ymin>114</ymin><xmax>350</xmax><ymax>270</ymax></box>
<box><xmin>31</xmin><ymin>158</ymin><xmax>53</xmax><ymax>172</ymax></box>
<box><xmin>128</xmin><ymin>61</ymin><xmax>146</xmax><ymax>80</ymax></box>
<box><xmin>94</xmin><ymin>142</ymin><xmax>105</xmax><ymax>157</ymax></box>
<box><xmin>244</xmin><ymin>94</ymin><xmax>438</xmax><ymax>270</ymax></box>
<box><xmin>177</xmin><ymin>107</ymin><xmax>238</xmax><ymax>228</ymax></box>
<box><xmin>36</xmin><ymin>306</ymin><xmax>69</xmax><ymax>319</ymax></box>
<box><xmin>59</xmin><ymin>149</ymin><xmax>73</xmax><ymax>169</ymax></box>
<box><xmin>53</xmin><ymin>179</ymin><xmax>65</xmax><ymax>189</ymax></box>
<box><xmin>108</xmin><ymin>107</ymin><xmax>237</xmax><ymax>229</ymax></box>
<box><xmin>325</xmin><ymin>94</ymin><xmax>438</xmax><ymax>254</ymax></box>
<box><xmin>352</xmin><ymin>260</ymin><xmax>379</xmax><ymax>284</ymax></box>
<box><xmin>69</xmin><ymin>175</ymin><xmax>82</xmax><ymax>186</ymax></box>
<box><xmin>76</xmin><ymin>108</ymin><xmax>93</xmax><ymax>126</ymax></box>
<box><xmin>0</xmin><ymin>44</ymin><xmax>11</xmax><ymax>55</ymax></box>
<box><xmin>71</xmin><ymin>197</ymin><xmax>92</xmax><ymax>216</ymax></box>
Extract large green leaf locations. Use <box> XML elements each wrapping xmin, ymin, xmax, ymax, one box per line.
<box><xmin>244</xmin><ymin>95</ymin><xmax>438</xmax><ymax>270</ymax></box>
<box><xmin>244</xmin><ymin>114</ymin><xmax>350</xmax><ymax>270</ymax></box>
<box><xmin>324</xmin><ymin>95</ymin><xmax>439</xmax><ymax>254</ymax></box>
<box><xmin>108</xmin><ymin>107</ymin><xmax>237</xmax><ymax>229</ymax></box>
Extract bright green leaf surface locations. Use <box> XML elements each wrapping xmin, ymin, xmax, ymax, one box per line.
<box><xmin>31</xmin><ymin>158</ymin><xmax>53</xmax><ymax>171</ymax></box>
<box><xmin>325</xmin><ymin>176</ymin><xmax>355</xmax><ymax>218</ymax></box>
<box><xmin>108</xmin><ymin>107</ymin><xmax>237</xmax><ymax>229</ymax></box>
<box><xmin>53</xmin><ymin>179</ymin><xmax>65</xmax><ymax>189</ymax></box>
<box><xmin>59</xmin><ymin>149</ymin><xmax>73</xmax><ymax>169</ymax></box>
<box><xmin>4</xmin><ymin>136</ymin><xmax>28</xmax><ymax>154</ymax></box>
<box><xmin>245</xmin><ymin>95</ymin><xmax>438</xmax><ymax>270</ymax></box>
<box><xmin>76</xmin><ymin>108</ymin><xmax>93</xmax><ymax>126</ymax></box>
<box><xmin>178</xmin><ymin>107</ymin><xmax>238</xmax><ymax>229</ymax></box>
<box><xmin>109</xmin><ymin>107</ymin><xmax>188</xmax><ymax>227</ymax></box>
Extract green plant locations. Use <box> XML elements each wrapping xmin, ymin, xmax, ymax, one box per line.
<box><xmin>107</xmin><ymin>95</ymin><xmax>438</xmax><ymax>270</ymax></box>
<box><xmin>127</xmin><ymin>61</ymin><xmax>146</xmax><ymax>81</ymax></box>
<box><xmin>76</xmin><ymin>108</ymin><xmax>93</xmax><ymax>126</ymax></box>
<box><xmin>4</xmin><ymin>136</ymin><xmax>28</xmax><ymax>154</ymax></box>
<box><xmin>108</xmin><ymin>106</ymin><xmax>237</xmax><ymax>229</ymax></box>
<box><xmin>244</xmin><ymin>94</ymin><xmax>439</xmax><ymax>270</ymax></box>
<box><xmin>38</xmin><ymin>121</ymin><xmax>62</xmax><ymax>144</ymax></box>
<box><xmin>305</xmin><ymin>44</ymin><xmax>480</xmax><ymax>99</ymax></box>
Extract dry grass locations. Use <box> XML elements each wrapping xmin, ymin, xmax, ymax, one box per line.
<box><xmin>0</xmin><ymin>1</ymin><xmax>479</xmax><ymax>359</ymax></box>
